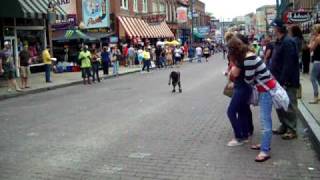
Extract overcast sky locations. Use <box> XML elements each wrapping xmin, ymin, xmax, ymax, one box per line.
<box><xmin>201</xmin><ymin>0</ymin><xmax>276</xmax><ymax>20</ymax></box>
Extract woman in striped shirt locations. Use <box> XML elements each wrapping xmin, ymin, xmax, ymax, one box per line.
<box><xmin>228</xmin><ymin>36</ymin><xmax>276</xmax><ymax>162</ymax></box>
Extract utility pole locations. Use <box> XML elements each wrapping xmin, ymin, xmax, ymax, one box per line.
<box><xmin>190</xmin><ymin>0</ymin><xmax>194</xmax><ymax>45</ymax></box>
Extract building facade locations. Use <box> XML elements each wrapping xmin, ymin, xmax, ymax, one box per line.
<box><xmin>256</xmin><ymin>5</ymin><xmax>276</xmax><ymax>34</ymax></box>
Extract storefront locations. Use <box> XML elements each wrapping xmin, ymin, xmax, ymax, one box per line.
<box><xmin>0</xmin><ymin>0</ymin><xmax>66</xmax><ymax>73</ymax></box>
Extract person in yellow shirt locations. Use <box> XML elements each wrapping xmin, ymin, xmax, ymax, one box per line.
<box><xmin>78</xmin><ymin>45</ymin><xmax>92</xmax><ymax>85</ymax></box>
<box><xmin>142</xmin><ymin>47</ymin><xmax>151</xmax><ymax>72</ymax></box>
<box><xmin>42</xmin><ymin>46</ymin><xmax>52</xmax><ymax>83</ymax></box>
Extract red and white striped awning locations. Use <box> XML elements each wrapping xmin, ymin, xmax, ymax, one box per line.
<box><xmin>118</xmin><ymin>16</ymin><xmax>174</xmax><ymax>39</ymax></box>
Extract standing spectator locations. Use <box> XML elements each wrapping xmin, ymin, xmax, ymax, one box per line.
<box><xmin>302</xmin><ymin>40</ymin><xmax>310</xmax><ymax>74</ymax></box>
<box><xmin>1</xmin><ymin>41</ymin><xmax>22</xmax><ymax>92</ymax></box>
<box><xmin>183</xmin><ymin>42</ymin><xmax>189</xmax><ymax>59</ymax></box>
<box><xmin>270</xmin><ymin>19</ymin><xmax>300</xmax><ymax>140</ymax></box>
<box><xmin>203</xmin><ymin>46</ymin><xmax>210</xmax><ymax>62</ymax></box>
<box><xmin>128</xmin><ymin>45</ymin><xmax>136</xmax><ymax>68</ymax></box>
<box><xmin>142</xmin><ymin>47</ymin><xmax>151</xmax><ymax>72</ymax></box>
<box><xmin>137</xmin><ymin>47</ymin><xmax>144</xmax><ymax>68</ymax></box>
<box><xmin>228</xmin><ymin>36</ymin><xmax>276</xmax><ymax>162</ymax></box>
<box><xmin>160</xmin><ymin>48</ymin><xmax>167</xmax><ymax>68</ymax></box>
<box><xmin>174</xmin><ymin>46</ymin><xmax>183</xmax><ymax>65</ymax></box>
<box><xmin>166</xmin><ymin>46</ymin><xmax>173</xmax><ymax>67</ymax></box>
<box><xmin>91</xmin><ymin>49</ymin><xmax>101</xmax><ymax>83</ymax></box>
<box><xmin>101</xmin><ymin>46</ymin><xmax>110</xmax><ymax>75</ymax></box>
<box><xmin>19</xmin><ymin>45</ymin><xmax>31</xmax><ymax>89</ymax></box>
<box><xmin>112</xmin><ymin>47</ymin><xmax>121</xmax><ymax>76</ymax></box>
<box><xmin>188</xmin><ymin>45</ymin><xmax>195</xmax><ymax>62</ymax></box>
<box><xmin>79</xmin><ymin>45</ymin><xmax>92</xmax><ymax>85</ymax></box>
<box><xmin>264</xmin><ymin>34</ymin><xmax>274</xmax><ymax>69</ymax></box>
<box><xmin>308</xmin><ymin>24</ymin><xmax>320</xmax><ymax>104</ymax></box>
<box><xmin>196</xmin><ymin>45</ymin><xmax>203</xmax><ymax>63</ymax></box>
<box><xmin>42</xmin><ymin>46</ymin><xmax>53</xmax><ymax>83</ymax></box>
<box><xmin>123</xmin><ymin>44</ymin><xmax>129</xmax><ymax>66</ymax></box>
<box><xmin>155</xmin><ymin>45</ymin><xmax>163</xmax><ymax>69</ymax></box>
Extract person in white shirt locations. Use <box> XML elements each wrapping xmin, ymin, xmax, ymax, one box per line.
<box><xmin>174</xmin><ymin>46</ymin><xmax>183</xmax><ymax>65</ymax></box>
<box><xmin>196</xmin><ymin>46</ymin><xmax>203</xmax><ymax>63</ymax></box>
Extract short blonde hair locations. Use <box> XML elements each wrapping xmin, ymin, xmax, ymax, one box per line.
<box><xmin>313</xmin><ymin>24</ymin><xmax>320</xmax><ymax>34</ymax></box>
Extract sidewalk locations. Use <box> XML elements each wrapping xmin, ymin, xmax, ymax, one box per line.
<box><xmin>298</xmin><ymin>73</ymin><xmax>320</xmax><ymax>155</ymax></box>
<box><xmin>0</xmin><ymin>66</ymin><xmax>141</xmax><ymax>100</ymax></box>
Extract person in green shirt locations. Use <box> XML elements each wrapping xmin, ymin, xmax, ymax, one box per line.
<box><xmin>79</xmin><ymin>45</ymin><xmax>92</xmax><ymax>85</ymax></box>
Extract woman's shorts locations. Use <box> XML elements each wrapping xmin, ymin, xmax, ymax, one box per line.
<box><xmin>20</xmin><ymin>66</ymin><xmax>30</xmax><ymax>78</ymax></box>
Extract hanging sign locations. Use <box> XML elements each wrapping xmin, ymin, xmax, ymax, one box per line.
<box><xmin>285</xmin><ymin>11</ymin><xmax>312</xmax><ymax>23</ymax></box>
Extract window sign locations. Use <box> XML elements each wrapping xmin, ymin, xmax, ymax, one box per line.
<box><xmin>82</xmin><ymin>0</ymin><xmax>110</xmax><ymax>29</ymax></box>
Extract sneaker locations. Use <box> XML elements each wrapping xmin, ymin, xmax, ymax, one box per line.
<box><xmin>227</xmin><ymin>139</ymin><xmax>244</xmax><ymax>147</ymax></box>
<box><xmin>7</xmin><ymin>88</ymin><xmax>12</xmax><ymax>92</ymax></box>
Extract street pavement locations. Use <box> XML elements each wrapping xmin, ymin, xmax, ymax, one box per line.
<box><xmin>0</xmin><ymin>54</ymin><xmax>319</xmax><ymax>180</ymax></box>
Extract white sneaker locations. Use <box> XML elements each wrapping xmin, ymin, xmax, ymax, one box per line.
<box><xmin>7</xmin><ymin>88</ymin><xmax>12</xmax><ymax>92</ymax></box>
<box><xmin>227</xmin><ymin>139</ymin><xmax>244</xmax><ymax>147</ymax></box>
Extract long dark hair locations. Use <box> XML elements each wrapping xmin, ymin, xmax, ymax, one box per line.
<box><xmin>227</xmin><ymin>36</ymin><xmax>249</xmax><ymax>64</ymax></box>
<box><xmin>290</xmin><ymin>25</ymin><xmax>303</xmax><ymax>39</ymax></box>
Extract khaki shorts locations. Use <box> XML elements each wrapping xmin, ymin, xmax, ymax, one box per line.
<box><xmin>20</xmin><ymin>66</ymin><xmax>30</xmax><ymax>78</ymax></box>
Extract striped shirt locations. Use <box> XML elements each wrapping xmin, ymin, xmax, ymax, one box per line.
<box><xmin>243</xmin><ymin>55</ymin><xmax>275</xmax><ymax>91</ymax></box>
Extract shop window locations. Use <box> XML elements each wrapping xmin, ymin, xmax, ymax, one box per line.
<box><xmin>121</xmin><ymin>0</ymin><xmax>128</xmax><ymax>9</ymax></box>
<box><xmin>152</xmin><ymin>2</ymin><xmax>158</xmax><ymax>13</ymax></box>
<box><xmin>143</xmin><ymin>0</ymin><xmax>148</xmax><ymax>13</ymax></box>
<box><xmin>3</xmin><ymin>27</ymin><xmax>14</xmax><ymax>37</ymax></box>
<box><xmin>2</xmin><ymin>18</ymin><xmax>14</xmax><ymax>26</ymax></box>
<box><xmin>159</xmin><ymin>3</ymin><xmax>165</xmax><ymax>13</ymax></box>
<box><xmin>134</xmin><ymin>0</ymin><xmax>138</xmax><ymax>12</ymax></box>
<box><xmin>17</xmin><ymin>30</ymin><xmax>45</xmax><ymax>64</ymax></box>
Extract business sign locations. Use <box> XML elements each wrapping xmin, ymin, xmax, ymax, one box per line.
<box><xmin>177</xmin><ymin>7</ymin><xmax>188</xmax><ymax>23</ymax></box>
<box><xmin>142</xmin><ymin>14</ymin><xmax>166</xmax><ymax>23</ymax></box>
<box><xmin>193</xmin><ymin>26</ymin><xmax>210</xmax><ymax>38</ymax></box>
<box><xmin>82</xmin><ymin>0</ymin><xmax>110</xmax><ymax>29</ymax></box>
<box><xmin>56</xmin><ymin>0</ymin><xmax>77</xmax><ymax>14</ymax></box>
<box><xmin>285</xmin><ymin>11</ymin><xmax>312</xmax><ymax>23</ymax></box>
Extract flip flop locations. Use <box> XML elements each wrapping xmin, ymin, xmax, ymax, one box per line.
<box><xmin>255</xmin><ymin>153</ymin><xmax>271</xmax><ymax>162</ymax></box>
<box><xmin>251</xmin><ymin>144</ymin><xmax>261</xmax><ymax>150</ymax></box>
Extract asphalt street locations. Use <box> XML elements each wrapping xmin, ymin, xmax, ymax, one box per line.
<box><xmin>0</xmin><ymin>54</ymin><xmax>319</xmax><ymax>180</ymax></box>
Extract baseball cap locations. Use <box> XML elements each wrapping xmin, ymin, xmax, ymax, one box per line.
<box><xmin>271</xmin><ymin>19</ymin><xmax>285</xmax><ymax>28</ymax></box>
<box><xmin>4</xmin><ymin>41</ymin><xmax>10</xmax><ymax>46</ymax></box>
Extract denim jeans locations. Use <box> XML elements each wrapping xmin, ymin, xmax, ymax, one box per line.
<box><xmin>44</xmin><ymin>64</ymin><xmax>51</xmax><ymax>82</ymax></box>
<box><xmin>310</xmin><ymin>62</ymin><xmax>320</xmax><ymax>97</ymax></box>
<box><xmin>142</xmin><ymin>60</ymin><xmax>151</xmax><ymax>72</ymax></box>
<box><xmin>113</xmin><ymin>61</ymin><xmax>119</xmax><ymax>75</ymax></box>
<box><xmin>227</xmin><ymin>83</ymin><xmax>253</xmax><ymax>140</ymax></box>
<box><xmin>259</xmin><ymin>92</ymin><xmax>273</xmax><ymax>153</ymax></box>
<box><xmin>92</xmin><ymin>62</ymin><xmax>100</xmax><ymax>82</ymax></box>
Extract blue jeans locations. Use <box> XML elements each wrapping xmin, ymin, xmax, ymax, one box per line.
<box><xmin>227</xmin><ymin>83</ymin><xmax>253</xmax><ymax>140</ymax></box>
<box><xmin>310</xmin><ymin>62</ymin><xmax>320</xmax><ymax>97</ymax></box>
<box><xmin>44</xmin><ymin>64</ymin><xmax>51</xmax><ymax>82</ymax></box>
<box><xmin>259</xmin><ymin>92</ymin><xmax>273</xmax><ymax>153</ymax></box>
<box><xmin>113</xmin><ymin>61</ymin><xmax>119</xmax><ymax>75</ymax></box>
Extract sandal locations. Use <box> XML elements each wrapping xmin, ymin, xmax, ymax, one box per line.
<box><xmin>251</xmin><ymin>144</ymin><xmax>261</xmax><ymax>150</ymax></box>
<box><xmin>281</xmin><ymin>132</ymin><xmax>297</xmax><ymax>140</ymax></box>
<box><xmin>255</xmin><ymin>152</ymin><xmax>271</xmax><ymax>162</ymax></box>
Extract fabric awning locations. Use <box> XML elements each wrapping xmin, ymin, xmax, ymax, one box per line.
<box><xmin>52</xmin><ymin>30</ymin><xmax>96</xmax><ymax>41</ymax></box>
<box><xmin>118</xmin><ymin>16</ymin><xmax>174</xmax><ymax>39</ymax></box>
<box><xmin>0</xmin><ymin>0</ymin><xmax>67</xmax><ymax>20</ymax></box>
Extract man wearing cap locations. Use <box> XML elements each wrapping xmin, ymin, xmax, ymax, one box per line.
<box><xmin>42</xmin><ymin>46</ymin><xmax>53</xmax><ymax>83</ymax></box>
<box><xmin>270</xmin><ymin>19</ymin><xmax>300</xmax><ymax>140</ymax></box>
<box><xmin>0</xmin><ymin>41</ymin><xmax>22</xmax><ymax>92</ymax></box>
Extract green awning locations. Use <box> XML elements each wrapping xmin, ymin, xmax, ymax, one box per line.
<box><xmin>53</xmin><ymin>30</ymin><xmax>96</xmax><ymax>41</ymax></box>
<box><xmin>0</xmin><ymin>0</ymin><xmax>67</xmax><ymax>20</ymax></box>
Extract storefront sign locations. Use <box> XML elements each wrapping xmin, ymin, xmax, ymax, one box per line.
<box><xmin>52</xmin><ymin>15</ymin><xmax>77</xmax><ymax>29</ymax></box>
<box><xmin>110</xmin><ymin>36</ymin><xmax>118</xmax><ymax>43</ymax></box>
<box><xmin>286</xmin><ymin>11</ymin><xmax>312</xmax><ymax>23</ymax></box>
<box><xmin>177</xmin><ymin>7</ymin><xmax>188</xmax><ymax>23</ymax></box>
<box><xmin>193</xmin><ymin>26</ymin><xmax>210</xmax><ymax>38</ymax></box>
<box><xmin>56</xmin><ymin>0</ymin><xmax>77</xmax><ymax>14</ymax></box>
<box><xmin>82</xmin><ymin>0</ymin><xmax>110</xmax><ymax>29</ymax></box>
<box><xmin>142</xmin><ymin>15</ymin><xmax>166</xmax><ymax>23</ymax></box>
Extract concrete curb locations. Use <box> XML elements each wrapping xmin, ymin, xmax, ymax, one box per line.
<box><xmin>0</xmin><ymin>69</ymin><xmax>141</xmax><ymax>101</ymax></box>
<box><xmin>298</xmin><ymin>100</ymin><xmax>320</xmax><ymax>158</ymax></box>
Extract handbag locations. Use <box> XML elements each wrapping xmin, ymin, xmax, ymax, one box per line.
<box><xmin>249</xmin><ymin>86</ymin><xmax>259</xmax><ymax>106</ymax></box>
<box><xmin>223</xmin><ymin>81</ymin><xmax>234</xmax><ymax>98</ymax></box>
<box><xmin>257</xmin><ymin>79</ymin><xmax>290</xmax><ymax>111</ymax></box>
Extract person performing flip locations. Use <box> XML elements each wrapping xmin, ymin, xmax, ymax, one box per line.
<box><xmin>168</xmin><ymin>70</ymin><xmax>182</xmax><ymax>93</ymax></box>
